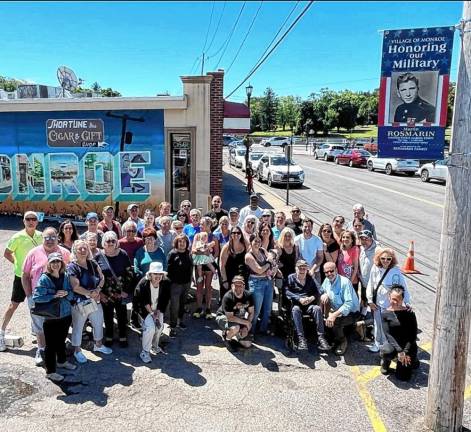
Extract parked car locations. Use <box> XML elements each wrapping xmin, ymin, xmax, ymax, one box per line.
<box><xmin>367</xmin><ymin>157</ymin><xmax>419</xmax><ymax>176</ymax></box>
<box><xmin>229</xmin><ymin>146</ymin><xmax>246</xmax><ymax>168</ymax></box>
<box><xmin>245</xmin><ymin>147</ymin><xmax>266</xmax><ymax>172</ymax></box>
<box><xmin>314</xmin><ymin>143</ymin><xmax>347</xmax><ymax>161</ymax></box>
<box><xmin>260</xmin><ymin>136</ymin><xmax>290</xmax><ymax>148</ymax></box>
<box><xmin>223</xmin><ymin>135</ymin><xmax>238</xmax><ymax>147</ymax></box>
<box><xmin>363</xmin><ymin>141</ymin><xmax>378</xmax><ymax>153</ymax></box>
<box><xmin>418</xmin><ymin>159</ymin><xmax>448</xmax><ymax>183</ymax></box>
<box><xmin>256</xmin><ymin>153</ymin><xmax>304</xmax><ymax>187</ymax></box>
<box><xmin>335</xmin><ymin>149</ymin><xmax>372</xmax><ymax>167</ymax></box>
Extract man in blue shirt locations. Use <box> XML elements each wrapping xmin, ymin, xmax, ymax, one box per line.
<box><xmin>183</xmin><ymin>208</ymin><xmax>201</xmax><ymax>244</ymax></box>
<box><xmin>320</xmin><ymin>261</ymin><xmax>360</xmax><ymax>355</ymax></box>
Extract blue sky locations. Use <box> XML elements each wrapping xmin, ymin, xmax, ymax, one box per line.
<box><xmin>2</xmin><ymin>1</ymin><xmax>463</xmax><ymax>101</ymax></box>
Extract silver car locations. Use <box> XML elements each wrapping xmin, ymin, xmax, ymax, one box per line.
<box><xmin>314</xmin><ymin>144</ymin><xmax>346</xmax><ymax>161</ymax></box>
<box><xmin>418</xmin><ymin>159</ymin><xmax>448</xmax><ymax>183</ymax></box>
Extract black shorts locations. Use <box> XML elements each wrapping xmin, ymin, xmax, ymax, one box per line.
<box><xmin>11</xmin><ymin>276</ymin><xmax>26</xmax><ymax>303</ymax></box>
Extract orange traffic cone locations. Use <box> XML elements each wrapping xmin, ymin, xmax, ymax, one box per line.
<box><xmin>401</xmin><ymin>241</ymin><xmax>422</xmax><ymax>274</ymax></box>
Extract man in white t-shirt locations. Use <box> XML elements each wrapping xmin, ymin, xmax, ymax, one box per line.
<box><xmin>238</xmin><ymin>194</ymin><xmax>263</xmax><ymax>225</ymax></box>
<box><xmin>294</xmin><ymin>218</ymin><xmax>323</xmax><ymax>283</ymax></box>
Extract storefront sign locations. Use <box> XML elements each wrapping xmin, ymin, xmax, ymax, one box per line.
<box><xmin>47</xmin><ymin>119</ymin><xmax>105</xmax><ymax>147</ymax></box>
<box><xmin>377</xmin><ymin>26</ymin><xmax>455</xmax><ymax>159</ymax></box>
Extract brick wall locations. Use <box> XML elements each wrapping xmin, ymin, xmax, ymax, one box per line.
<box><xmin>207</xmin><ymin>70</ymin><xmax>224</xmax><ymax>198</ymax></box>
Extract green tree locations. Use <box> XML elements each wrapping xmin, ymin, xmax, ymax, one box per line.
<box><xmin>100</xmin><ymin>87</ymin><xmax>121</xmax><ymax>97</ymax></box>
<box><xmin>91</xmin><ymin>81</ymin><xmax>101</xmax><ymax>92</ymax></box>
<box><xmin>277</xmin><ymin>95</ymin><xmax>300</xmax><ymax>131</ymax></box>
<box><xmin>259</xmin><ymin>87</ymin><xmax>278</xmax><ymax>131</ymax></box>
<box><xmin>248</xmin><ymin>96</ymin><xmax>263</xmax><ymax>132</ymax></box>
<box><xmin>0</xmin><ymin>76</ymin><xmax>20</xmax><ymax>92</ymax></box>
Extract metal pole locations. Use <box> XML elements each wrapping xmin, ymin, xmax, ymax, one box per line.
<box><xmin>286</xmin><ymin>137</ymin><xmax>292</xmax><ymax>205</ymax></box>
<box><xmin>425</xmin><ymin>4</ymin><xmax>471</xmax><ymax>431</ymax></box>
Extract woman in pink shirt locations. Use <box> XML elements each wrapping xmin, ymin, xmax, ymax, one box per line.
<box><xmin>337</xmin><ymin>230</ymin><xmax>360</xmax><ymax>296</ymax></box>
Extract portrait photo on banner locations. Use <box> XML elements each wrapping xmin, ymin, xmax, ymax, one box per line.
<box><xmin>388</xmin><ymin>70</ymin><xmax>439</xmax><ymax>126</ymax></box>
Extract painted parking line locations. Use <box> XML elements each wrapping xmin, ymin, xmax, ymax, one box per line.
<box><xmin>351</xmin><ymin>365</ymin><xmax>388</xmax><ymax>432</ymax></box>
<box><xmin>302</xmin><ymin>165</ymin><xmax>444</xmax><ymax>209</ymax></box>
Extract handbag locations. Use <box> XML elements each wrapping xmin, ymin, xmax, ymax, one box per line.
<box><xmin>31</xmin><ymin>299</ymin><xmax>61</xmax><ymax>319</ymax></box>
<box><xmin>76</xmin><ymin>299</ymin><xmax>99</xmax><ymax>317</ymax></box>
<box><xmin>99</xmin><ymin>251</ymin><xmax>130</xmax><ymax>304</ymax></box>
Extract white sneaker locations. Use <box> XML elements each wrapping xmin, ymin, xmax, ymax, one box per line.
<box><xmin>368</xmin><ymin>344</ymin><xmax>380</xmax><ymax>353</ymax></box>
<box><xmin>140</xmin><ymin>350</ymin><xmax>152</xmax><ymax>363</ymax></box>
<box><xmin>57</xmin><ymin>361</ymin><xmax>78</xmax><ymax>371</ymax></box>
<box><xmin>150</xmin><ymin>346</ymin><xmax>165</xmax><ymax>355</ymax></box>
<box><xmin>35</xmin><ymin>349</ymin><xmax>44</xmax><ymax>366</ymax></box>
<box><xmin>93</xmin><ymin>344</ymin><xmax>113</xmax><ymax>355</ymax></box>
<box><xmin>0</xmin><ymin>331</ymin><xmax>6</xmax><ymax>352</ymax></box>
<box><xmin>46</xmin><ymin>372</ymin><xmax>64</xmax><ymax>382</ymax></box>
<box><xmin>74</xmin><ymin>351</ymin><xmax>88</xmax><ymax>364</ymax></box>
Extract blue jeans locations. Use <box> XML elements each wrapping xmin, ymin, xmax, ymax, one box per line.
<box><xmin>248</xmin><ymin>276</ymin><xmax>273</xmax><ymax>333</ymax></box>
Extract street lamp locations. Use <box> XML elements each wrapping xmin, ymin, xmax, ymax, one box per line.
<box><xmin>244</xmin><ymin>83</ymin><xmax>253</xmax><ymax>177</ymax></box>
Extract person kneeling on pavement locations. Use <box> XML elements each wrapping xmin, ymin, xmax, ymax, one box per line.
<box><xmin>216</xmin><ymin>276</ymin><xmax>254</xmax><ymax>349</ymax></box>
<box><xmin>320</xmin><ymin>262</ymin><xmax>360</xmax><ymax>356</ymax></box>
<box><xmin>134</xmin><ymin>262</ymin><xmax>170</xmax><ymax>363</ymax></box>
<box><xmin>380</xmin><ymin>285</ymin><xmax>419</xmax><ymax>381</ymax></box>
<box><xmin>285</xmin><ymin>260</ymin><xmax>331</xmax><ymax>352</ymax></box>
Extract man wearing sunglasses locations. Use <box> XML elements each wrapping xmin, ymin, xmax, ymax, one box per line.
<box><xmin>0</xmin><ymin>211</ymin><xmax>43</xmax><ymax>352</ymax></box>
<box><xmin>21</xmin><ymin>227</ymin><xmax>71</xmax><ymax>365</ymax></box>
<box><xmin>238</xmin><ymin>194</ymin><xmax>263</xmax><ymax>225</ymax></box>
<box><xmin>286</xmin><ymin>206</ymin><xmax>303</xmax><ymax>236</ymax></box>
<box><xmin>319</xmin><ymin>262</ymin><xmax>360</xmax><ymax>356</ymax></box>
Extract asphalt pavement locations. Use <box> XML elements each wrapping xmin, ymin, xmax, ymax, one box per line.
<box><xmin>0</xmin><ymin>153</ymin><xmax>469</xmax><ymax>432</ymax></box>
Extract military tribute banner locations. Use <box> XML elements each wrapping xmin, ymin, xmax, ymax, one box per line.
<box><xmin>377</xmin><ymin>26</ymin><xmax>455</xmax><ymax>159</ymax></box>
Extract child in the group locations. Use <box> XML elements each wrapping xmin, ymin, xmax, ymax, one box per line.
<box><xmin>192</xmin><ymin>232</ymin><xmax>217</xmax><ymax>283</ymax></box>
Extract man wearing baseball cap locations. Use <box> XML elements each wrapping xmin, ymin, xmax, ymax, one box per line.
<box><xmin>228</xmin><ymin>207</ymin><xmax>241</xmax><ymax>230</ymax></box>
<box><xmin>0</xmin><ymin>211</ymin><xmax>43</xmax><ymax>352</ymax></box>
<box><xmin>238</xmin><ymin>194</ymin><xmax>263</xmax><ymax>225</ymax></box>
<box><xmin>216</xmin><ymin>276</ymin><xmax>254</xmax><ymax>350</ymax></box>
<box><xmin>126</xmin><ymin>203</ymin><xmax>145</xmax><ymax>232</ymax></box>
<box><xmin>79</xmin><ymin>212</ymin><xmax>104</xmax><ymax>248</ymax></box>
<box><xmin>98</xmin><ymin>206</ymin><xmax>122</xmax><ymax>238</ymax></box>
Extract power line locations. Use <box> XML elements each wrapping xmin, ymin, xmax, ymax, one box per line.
<box><xmin>189</xmin><ymin>56</ymin><xmax>201</xmax><ymax>75</ymax></box>
<box><xmin>225</xmin><ymin>1</ymin><xmax>314</xmax><ymax>99</ymax></box>
<box><xmin>212</xmin><ymin>2</ymin><xmax>247</xmax><ymax>69</ymax></box>
<box><xmin>225</xmin><ymin>1</ymin><xmax>263</xmax><ymax>75</ymax></box>
<box><xmin>201</xmin><ymin>1</ymin><xmax>216</xmax><ymax>54</ymax></box>
<box><xmin>205</xmin><ymin>1</ymin><xmax>227</xmax><ymax>55</ymax></box>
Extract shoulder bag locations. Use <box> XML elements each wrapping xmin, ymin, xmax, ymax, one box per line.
<box><xmin>99</xmin><ymin>251</ymin><xmax>128</xmax><ymax>304</ymax></box>
<box><xmin>372</xmin><ymin>267</ymin><xmax>391</xmax><ymax>305</ymax></box>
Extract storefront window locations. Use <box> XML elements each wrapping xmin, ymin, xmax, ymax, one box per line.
<box><xmin>170</xmin><ymin>133</ymin><xmax>191</xmax><ymax>210</ymax></box>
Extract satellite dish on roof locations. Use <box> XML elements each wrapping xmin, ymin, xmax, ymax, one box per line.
<box><xmin>57</xmin><ymin>66</ymin><xmax>83</xmax><ymax>97</ymax></box>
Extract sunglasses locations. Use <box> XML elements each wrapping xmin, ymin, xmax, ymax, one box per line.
<box><xmin>247</xmin><ymin>221</ymin><xmax>255</xmax><ymax>225</ymax></box>
<box><xmin>175</xmin><ymin>226</ymin><xmax>183</xmax><ymax>230</ymax></box>
<box><xmin>325</xmin><ymin>270</ymin><xmax>335</xmax><ymax>274</ymax></box>
<box><xmin>380</xmin><ymin>257</ymin><xmax>392</xmax><ymax>261</ymax></box>
<box><xmin>25</xmin><ymin>217</ymin><xmax>38</xmax><ymax>222</ymax></box>
<box><xmin>43</xmin><ymin>236</ymin><xmax>57</xmax><ymax>241</ymax></box>
<box><xmin>126</xmin><ymin>230</ymin><xmax>137</xmax><ymax>233</ymax></box>
<box><xmin>231</xmin><ymin>232</ymin><xmax>242</xmax><ymax>236</ymax></box>
<box><xmin>292</xmin><ymin>210</ymin><xmax>300</xmax><ymax>214</ymax></box>
<box><xmin>182</xmin><ymin>204</ymin><xmax>191</xmax><ymax>208</ymax></box>
<box><xmin>322</xmin><ymin>229</ymin><xmax>332</xmax><ymax>233</ymax></box>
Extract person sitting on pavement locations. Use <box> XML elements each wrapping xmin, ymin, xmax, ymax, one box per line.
<box><xmin>294</xmin><ymin>218</ymin><xmax>324</xmax><ymax>284</ymax></box>
<box><xmin>58</xmin><ymin>219</ymin><xmax>79</xmax><ymax>251</ymax></box>
<box><xmin>216</xmin><ymin>276</ymin><xmax>254</xmax><ymax>349</ymax></box>
<box><xmin>320</xmin><ymin>262</ymin><xmax>361</xmax><ymax>356</ymax></box>
<box><xmin>286</xmin><ymin>206</ymin><xmax>303</xmax><ymax>236</ymax></box>
<box><xmin>126</xmin><ymin>203</ymin><xmax>145</xmax><ymax>233</ymax></box>
<box><xmin>97</xmin><ymin>205</ymin><xmax>122</xmax><ymax>238</ymax></box>
<box><xmin>134</xmin><ymin>262</ymin><xmax>171</xmax><ymax>363</ymax></box>
<box><xmin>366</xmin><ymin>248</ymin><xmax>411</xmax><ymax>353</ymax></box>
<box><xmin>32</xmin><ymin>252</ymin><xmax>76</xmax><ymax>382</ymax></box>
<box><xmin>238</xmin><ymin>194</ymin><xmax>263</xmax><ymax>225</ymax></box>
<box><xmin>346</xmin><ymin>204</ymin><xmax>377</xmax><ymax>240</ymax></box>
<box><xmin>79</xmin><ymin>212</ymin><xmax>104</xmax><ymax>247</ymax></box>
<box><xmin>332</xmin><ymin>215</ymin><xmax>346</xmax><ymax>245</ymax></box>
<box><xmin>285</xmin><ymin>260</ymin><xmax>331</xmax><ymax>352</ymax></box>
<box><xmin>380</xmin><ymin>285</ymin><xmax>419</xmax><ymax>380</ymax></box>
<box><xmin>0</xmin><ymin>210</ymin><xmax>42</xmax><ymax>353</ymax></box>
<box><xmin>272</xmin><ymin>211</ymin><xmax>287</xmax><ymax>241</ymax></box>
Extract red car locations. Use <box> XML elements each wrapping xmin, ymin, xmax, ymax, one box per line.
<box><xmin>335</xmin><ymin>149</ymin><xmax>372</xmax><ymax>167</ymax></box>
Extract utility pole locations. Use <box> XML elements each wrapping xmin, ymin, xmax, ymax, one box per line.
<box><xmin>201</xmin><ymin>53</ymin><xmax>205</xmax><ymax>75</ymax></box>
<box><xmin>425</xmin><ymin>3</ymin><xmax>471</xmax><ymax>431</ymax></box>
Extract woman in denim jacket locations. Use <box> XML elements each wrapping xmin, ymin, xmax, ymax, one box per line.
<box><xmin>33</xmin><ymin>252</ymin><xmax>76</xmax><ymax>382</ymax></box>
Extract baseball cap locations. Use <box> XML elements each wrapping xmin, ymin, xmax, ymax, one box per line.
<box><xmin>103</xmin><ymin>205</ymin><xmax>114</xmax><ymax>212</ymax></box>
<box><xmin>86</xmin><ymin>212</ymin><xmax>98</xmax><ymax>221</ymax></box>
<box><xmin>47</xmin><ymin>252</ymin><xmax>64</xmax><ymax>263</ymax></box>
<box><xmin>359</xmin><ymin>230</ymin><xmax>373</xmax><ymax>239</ymax></box>
<box><xmin>262</xmin><ymin>209</ymin><xmax>272</xmax><ymax>217</ymax></box>
<box><xmin>291</xmin><ymin>206</ymin><xmax>301</xmax><ymax>212</ymax></box>
<box><xmin>250</xmin><ymin>193</ymin><xmax>259</xmax><ymax>200</ymax></box>
<box><xmin>296</xmin><ymin>259</ymin><xmax>309</xmax><ymax>268</ymax></box>
<box><xmin>24</xmin><ymin>211</ymin><xmax>38</xmax><ymax>219</ymax></box>
<box><xmin>127</xmin><ymin>203</ymin><xmax>139</xmax><ymax>212</ymax></box>
<box><xmin>232</xmin><ymin>275</ymin><xmax>245</xmax><ymax>285</ymax></box>
<box><xmin>229</xmin><ymin>207</ymin><xmax>239</xmax><ymax>214</ymax></box>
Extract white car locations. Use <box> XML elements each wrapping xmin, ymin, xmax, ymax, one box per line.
<box><xmin>256</xmin><ymin>153</ymin><xmax>304</xmax><ymax>187</ymax></box>
<box><xmin>229</xmin><ymin>146</ymin><xmax>246</xmax><ymax>168</ymax></box>
<box><xmin>244</xmin><ymin>148</ymin><xmax>266</xmax><ymax>172</ymax></box>
<box><xmin>260</xmin><ymin>136</ymin><xmax>290</xmax><ymax>148</ymax></box>
<box><xmin>367</xmin><ymin>157</ymin><xmax>419</xmax><ymax>176</ymax></box>
<box><xmin>314</xmin><ymin>143</ymin><xmax>346</xmax><ymax>161</ymax></box>
<box><xmin>418</xmin><ymin>159</ymin><xmax>448</xmax><ymax>183</ymax></box>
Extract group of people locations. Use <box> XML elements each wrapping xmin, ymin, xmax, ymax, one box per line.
<box><xmin>0</xmin><ymin>194</ymin><xmax>419</xmax><ymax>383</ymax></box>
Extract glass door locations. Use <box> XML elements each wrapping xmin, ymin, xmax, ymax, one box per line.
<box><xmin>170</xmin><ymin>133</ymin><xmax>191</xmax><ymax>211</ymax></box>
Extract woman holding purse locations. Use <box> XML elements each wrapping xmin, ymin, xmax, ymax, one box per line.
<box><xmin>33</xmin><ymin>252</ymin><xmax>76</xmax><ymax>382</ymax></box>
<box><xmin>68</xmin><ymin>240</ymin><xmax>111</xmax><ymax>364</ymax></box>
<box><xmin>96</xmin><ymin>231</ymin><xmax>135</xmax><ymax>348</ymax></box>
